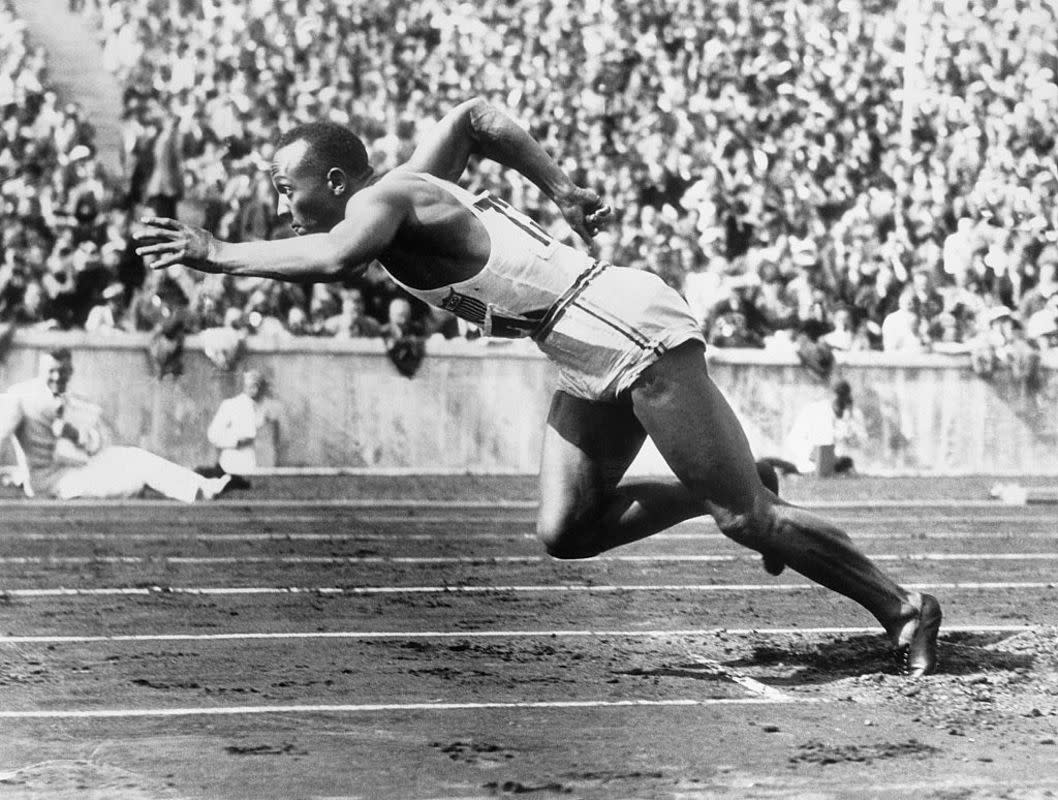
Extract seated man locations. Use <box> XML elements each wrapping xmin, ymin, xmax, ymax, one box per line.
<box><xmin>0</xmin><ymin>347</ymin><xmax>230</xmax><ymax>502</ymax></box>
<box><xmin>0</xmin><ymin>434</ymin><xmax>32</xmax><ymax>496</ymax></box>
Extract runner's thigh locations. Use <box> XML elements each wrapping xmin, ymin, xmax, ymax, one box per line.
<box><xmin>537</xmin><ymin>390</ymin><xmax>646</xmax><ymax>532</ymax></box>
<box><xmin>629</xmin><ymin>342</ymin><xmax>762</xmax><ymax>516</ymax></box>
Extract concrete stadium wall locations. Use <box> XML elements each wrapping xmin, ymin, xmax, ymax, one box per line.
<box><xmin>1</xmin><ymin>331</ymin><xmax>1055</xmax><ymax>476</ymax></box>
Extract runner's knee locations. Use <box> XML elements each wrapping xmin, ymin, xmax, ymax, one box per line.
<box><xmin>536</xmin><ymin>508</ymin><xmax>603</xmax><ymax>559</ymax></box>
<box><xmin>712</xmin><ymin>500</ymin><xmax>777</xmax><ymax>551</ymax></box>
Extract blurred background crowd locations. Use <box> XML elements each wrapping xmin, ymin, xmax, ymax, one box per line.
<box><xmin>2</xmin><ymin>0</ymin><xmax>1058</xmax><ymax>371</ymax></box>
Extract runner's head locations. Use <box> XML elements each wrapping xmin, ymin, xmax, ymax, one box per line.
<box><xmin>271</xmin><ymin>122</ymin><xmax>373</xmax><ymax>234</ymax></box>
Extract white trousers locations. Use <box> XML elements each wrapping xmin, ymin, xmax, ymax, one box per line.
<box><xmin>46</xmin><ymin>446</ymin><xmax>208</xmax><ymax>503</ymax></box>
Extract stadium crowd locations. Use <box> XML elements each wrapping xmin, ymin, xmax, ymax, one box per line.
<box><xmin>2</xmin><ymin>0</ymin><xmax>1058</xmax><ymax>372</ymax></box>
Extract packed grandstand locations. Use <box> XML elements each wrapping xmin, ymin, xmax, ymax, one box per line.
<box><xmin>1</xmin><ymin>0</ymin><xmax>1057</xmax><ymax>369</ymax></box>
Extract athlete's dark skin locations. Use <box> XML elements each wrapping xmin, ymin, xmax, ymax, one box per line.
<box><xmin>135</xmin><ymin>98</ymin><xmax>942</xmax><ymax>675</ymax></box>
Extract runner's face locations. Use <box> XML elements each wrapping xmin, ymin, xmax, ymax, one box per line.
<box><xmin>271</xmin><ymin>140</ymin><xmax>345</xmax><ymax>235</ymax></box>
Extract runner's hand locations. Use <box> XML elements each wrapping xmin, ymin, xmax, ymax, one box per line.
<box><xmin>555</xmin><ymin>187</ymin><xmax>612</xmax><ymax>246</ymax></box>
<box><xmin>133</xmin><ymin>217</ymin><xmax>218</xmax><ymax>271</ymax></box>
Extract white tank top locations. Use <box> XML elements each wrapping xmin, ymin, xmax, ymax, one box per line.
<box><xmin>386</xmin><ymin>172</ymin><xmax>595</xmax><ymax>337</ymax></box>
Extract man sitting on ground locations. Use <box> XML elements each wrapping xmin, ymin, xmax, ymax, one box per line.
<box><xmin>0</xmin><ymin>348</ymin><xmax>230</xmax><ymax>501</ymax></box>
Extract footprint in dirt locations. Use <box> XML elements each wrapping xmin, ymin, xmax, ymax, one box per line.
<box><xmin>789</xmin><ymin>738</ymin><xmax>939</xmax><ymax>766</ymax></box>
<box><xmin>482</xmin><ymin>778</ymin><xmax>573</xmax><ymax>795</ymax></box>
<box><xmin>224</xmin><ymin>742</ymin><xmax>307</xmax><ymax>757</ymax></box>
<box><xmin>431</xmin><ymin>740</ymin><xmax>515</xmax><ymax>768</ymax></box>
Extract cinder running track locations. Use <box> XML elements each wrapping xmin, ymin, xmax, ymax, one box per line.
<box><xmin>1</xmin><ymin>476</ymin><xmax>1057</xmax><ymax>799</ymax></box>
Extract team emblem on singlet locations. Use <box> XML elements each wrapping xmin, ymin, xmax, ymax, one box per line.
<box><xmin>440</xmin><ymin>289</ymin><xmax>543</xmax><ymax>339</ymax></box>
<box><xmin>441</xmin><ymin>290</ymin><xmax>488</xmax><ymax>325</ymax></box>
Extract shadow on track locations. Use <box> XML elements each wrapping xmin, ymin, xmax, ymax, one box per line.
<box><xmin>720</xmin><ymin>632</ymin><xmax>1035</xmax><ymax>685</ymax></box>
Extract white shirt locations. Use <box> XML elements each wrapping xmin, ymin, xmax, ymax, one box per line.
<box><xmin>0</xmin><ymin>378</ymin><xmax>104</xmax><ymax>488</ymax></box>
<box><xmin>881</xmin><ymin>309</ymin><xmax>925</xmax><ymax>353</ymax></box>
<box><xmin>207</xmin><ymin>393</ymin><xmax>278</xmax><ymax>474</ymax></box>
<box><xmin>784</xmin><ymin>399</ymin><xmax>866</xmax><ymax>474</ymax></box>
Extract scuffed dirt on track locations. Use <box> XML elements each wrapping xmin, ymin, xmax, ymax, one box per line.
<box><xmin>4</xmin><ymin>474</ymin><xmax>1058</xmax><ymax>799</ymax></box>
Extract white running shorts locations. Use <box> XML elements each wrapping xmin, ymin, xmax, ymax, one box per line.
<box><xmin>535</xmin><ymin>265</ymin><xmax>706</xmax><ymax>402</ymax></box>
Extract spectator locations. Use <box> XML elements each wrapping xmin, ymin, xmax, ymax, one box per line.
<box><xmin>781</xmin><ymin>379</ymin><xmax>867</xmax><ymax>476</ymax></box>
<box><xmin>820</xmin><ymin>306</ymin><xmax>868</xmax><ymax>352</ymax></box>
<box><xmin>284</xmin><ymin>305</ymin><xmax>310</xmax><ymax>337</ymax></box>
<box><xmin>707</xmin><ymin>301</ymin><xmax>764</xmax><ymax>349</ymax></box>
<box><xmin>380</xmin><ymin>296</ymin><xmax>424</xmax><ymax>340</ymax></box>
<box><xmin>1026</xmin><ymin>297</ymin><xmax>1058</xmax><ymax>354</ymax></box>
<box><xmin>142</xmin><ymin>101</ymin><xmax>184</xmax><ymax>219</ymax></box>
<box><xmin>881</xmin><ymin>288</ymin><xmax>928</xmax><ymax>353</ymax></box>
<box><xmin>939</xmin><ymin>267</ymin><xmax>988</xmax><ymax>345</ymax></box>
<box><xmin>746</xmin><ymin>260</ymin><xmax>798</xmax><ymax>339</ymax></box>
<box><xmin>942</xmin><ymin>218</ymin><xmax>981</xmax><ymax>279</ymax></box>
<box><xmin>12</xmin><ymin>279</ymin><xmax>56</xmax><ymax>328</ymax></box>
<box><xmin>200</xmin><ymin>367</ymin><xmax>280</xmax><ymax>490</ymax></box>
<box><xmin>0</xmin><ymin>0</ymin><xmax>1043</xmax><ymax>347</ymax></box>
<box><xmin>1019</xmin><ymin>255</ymin><xmax>1058</xmax><ymax>320</ymax></box>
<box><xmin>322</xmin><ymin>286</ymin><xmax>382</xmax><ymax>338</ymax></box>
<box><xmin>930</xmin><ymin>312</ymin><xmax>975</xmax><ymax>356</ymax></box>
<box><xmin>853</xmin><ymin>261</ymin><xmax>903</xmax><ymax>345</ymax></box>
<box><xmin>147</xmin><ymin>309</ymin><xmax>187</xmax><ymax>378</ymax></box>
<box><xmin>307</xmin><ymin>285</ymin><xmax>340</xmax><ymax>334</ymax></box>
<box><xmin>84</xmin><ymin>282</ymin><xmax>131</xmax><ymax>333</ymax></box>
<box><xmin>970</xmin><ymin>305</ymin><xmax>1021</xmax><ymax>377</ymax></box>
<box><xmin>381</xmin><ymin>296</ymin><xmax>427</xmax><ymax>377</ymax></box>
<box><xmin>242</xmin><ymin>287</ymin><xmax>287</xmax><ymax>338</ymax></box>
<box><xmin>198</xmin><ymin>306</ymin><xmax>247</xmax><ymax>371</ymax></box>
<box><xmin>909</xmin><ymin>269</ymin><xmax>945</xmax><ymax>340</ymax></box>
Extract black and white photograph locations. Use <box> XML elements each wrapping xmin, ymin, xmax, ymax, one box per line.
<box><xmin>1</xmin><ymin>0</ymin><xmax>1057</xmax><ymax>797</ymax></box>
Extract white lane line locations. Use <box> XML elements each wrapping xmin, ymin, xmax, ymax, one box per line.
<box><xmin>0</xmin><ymin>623</ymin><xmax>1034</xmax><ymax>645</ymax></box>
<box><xmin>0</xmin><ymin>697</ymin><xmax>818</xmax><ymax>720</ymax></box>
<box><xmin>1</xmin><ymin>498</ymin><xmax>1052</xmax><ymax>509</ymax></box>
<box><xmin>5</xmin><ymin>530</ymin><xmax>1057</xmax><ymax>543</ymax></box>
<box><xmin>4</xmin><ymin>499</ymin><xmax>1053</xmax><ymax>518</ymax></box>
<box><xmin>0</xmin><ymin>499</ymin><xmax>539</xmax><ymax>510</ymax></box>
<box><xmin>6</xmin><ymin>514</ymin><xmax>1058</xmax><ymax>527</ymax></box>
<box><xmin>5</xmin><ymin>555</ymin><xmax>740</xmax><ymax>565</ymax></box>
<box><xmin>3</xmin><ymin>552</ymin><xmax>1058</xmax><ymax>566</ymax></box>
<box><xmin>3</xmin><ymin>581</ymin><xmax>1055</xmax><ymax>598</ymax></box>
<box><xmin>332</xmin><ymin>516</ymin><xmax>1058</xmax><ymax>529</ymax></box>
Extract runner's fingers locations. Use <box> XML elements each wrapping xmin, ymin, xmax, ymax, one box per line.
<box><xmin>587</xmin><ymin>205</ymin><xmax>612</xmax><ymax>225</ymax></box>
<box><xmin>151</xmin><ymin>252</ymin><xmax>186</xmax><ymax>269</ymax></box>
<box><xmin>583</xmin><ymin>209</ymin><xmax>610</xmax><ymax>237</ymax></box>
<box><xmin>132</xmin><ymin>227</ymin><xmax>178</xmax><ymax>243</ymax></box>
<box><xmin>139</xmin><ymin>216</ymin><xmax>181</xmax><ymax>230</ymax></box>
<box><xmin>570</xmin><ymin>219</ymin><xmax>592</xmax><ymax>243</ymax></box>
<box><xmin>134</xmin><ymin>241</ymin><xmax>180</xmax><ymax>257</ymax></box>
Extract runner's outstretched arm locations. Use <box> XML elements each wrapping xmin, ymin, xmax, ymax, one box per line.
<box><xmin>133</xmin><ymin>184</ymin><xmax>407</xmax><ymax>281</ymax></box>
<box><xmin>401</xmin><ymin>98</ymin><xmax>611</xmax><ymax>245</ymax></box>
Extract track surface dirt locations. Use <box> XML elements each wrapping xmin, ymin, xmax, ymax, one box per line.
<box><xmin>1</xmin><ymin>474</ymin><xmax>1057</xmax><ymax>799</ymax></box>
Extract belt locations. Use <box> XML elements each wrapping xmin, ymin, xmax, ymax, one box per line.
<box><xmin>451</xmin><ymin>261</ymin><xmax>608</xmax><ymax>340</ymax></box>
<box><xmin>530</xmin><ymin>260</ymin><xmax>609</xmax><ymax>342</ymax></box>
